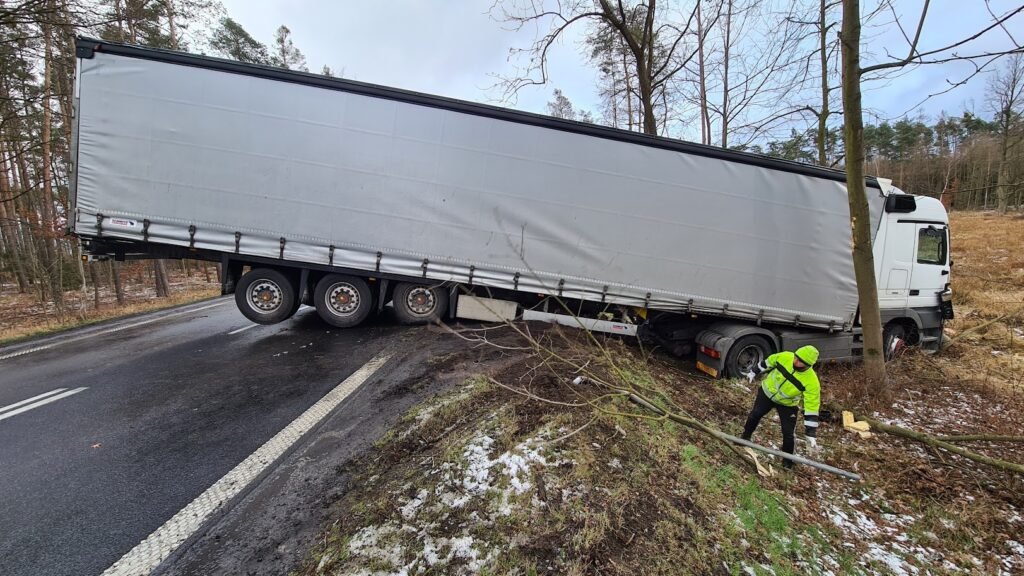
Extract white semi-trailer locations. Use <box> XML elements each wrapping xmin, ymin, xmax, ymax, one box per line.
<box><xmin>71</xmin><ymin>38</ymin><xmax>954</xmax><ymax>377</ymax></box>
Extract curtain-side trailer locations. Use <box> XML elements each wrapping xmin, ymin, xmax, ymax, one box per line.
<box><xmin>71</xmin><ymin>38</ymin><xmax>954</xmax><ymax>377</ymax></box>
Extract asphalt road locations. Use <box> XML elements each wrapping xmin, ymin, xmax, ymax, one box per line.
<box><xmin>0</xmin><ymin>298</ymin><xmax>407</xmax><ymax>576</ymax></box>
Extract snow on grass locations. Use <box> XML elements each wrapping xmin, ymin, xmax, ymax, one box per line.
<box><xmin>342</xmin><ymin>429</ymin><xmax>558</xmax><ymax>574</ymax></box>
<box><xmin>824</xmin><ymin>498</ymin><xmax>959</xmax><ymax>575</ymax></box>
<box><xmin>1003</xmin><ymin>540</ymin><xmax>1024</xmax><ymax>575</ymax></box>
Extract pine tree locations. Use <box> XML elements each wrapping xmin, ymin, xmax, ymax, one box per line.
<box><xmin>209</xmin><ymin>17</ymin><xmax>270</xmax><ymax>64</ymax></box>
<box><xmin>271</xmin><ymin>25</ymin><xmax>307</xmax><ymax>71</ymax></box>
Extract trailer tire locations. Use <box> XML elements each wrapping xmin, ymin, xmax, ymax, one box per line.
<box><xmin>725</xmin><ymin>335</ymin><xmax>773</xmax><ymax>378</ymax></box>
<box><xmin>235</xmin><ymin>268</ymin><xmax>298</xmax><ymax>325</ymax></box>
<box><xmin>314</xmin><ymin>274</ymin><xmax>373</xmax><ymax>328</ymax></box>
<box><xmin>392</xmin><ymin>282</ymin><xmax>448</xmax><ymax>325</ymax></box>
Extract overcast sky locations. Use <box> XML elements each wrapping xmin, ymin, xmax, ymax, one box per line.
<box><xmin>218</xmin><ymin>0</ymin><xmax>1023</xmax><ymax>141</ymax></box>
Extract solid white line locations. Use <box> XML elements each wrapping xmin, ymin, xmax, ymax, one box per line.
<box><xmin>227</xmin><ymin>324</ymin><xmax>258</xmax><ymax>335</ymax></box>
<box><xmin>101</xmin><ymin>352</ymin><xmax>392</xmax><ymax>576</ymax></box>
<box><xmin>0</xmin><ymin>388</ymin><xmax>69</xmax><ymax>415</ymax></box>
<box><xmin>0</xmin><ymin>387</ymin><xmax>88</xmax><ymax>422</ymax></box>
<box><xmin>0</xmin><ymin>301</ymin><xmax>228</xmax><ymax>362</ymax></box>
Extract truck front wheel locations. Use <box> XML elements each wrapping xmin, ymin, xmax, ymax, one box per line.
<box><xmin>235</xmin><ymin>268</ymin><xmax>298</xmax><ymax>325</ymax></box>
<box><xmin>392</xmin><ymin>282</ymin><xmax>449</xmax><ymax>325</ymax></box>
<box><xmin>314</xmin><ymin>274</ymin><xmax>373</xmax><ymax>328</ymax></box>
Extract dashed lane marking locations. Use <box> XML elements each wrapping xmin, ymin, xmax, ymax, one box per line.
<box><xmin>0</xmin><ymin>387</ymin><xmax>88</xmax><ymax>422</ymax></box>
<box><xmin>100</xmin><ymin>352</ymin><xmax>392</xmax><ymax>576</ymax></box>
<box><xmin>0</xmin><ymin>388</ymin><xmax>69</xmax><ymax>415</ymax></box>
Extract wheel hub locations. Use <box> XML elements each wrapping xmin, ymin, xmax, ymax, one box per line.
<box><xmin>406</xmin><ymin>287</ymin><xmax>436</xmax><ymax>315</ymax></box>
<box><xmin>327</xmin><ymin>283</ymin><xmax>360</xmax><ymax>315</ymax></box>
<box><xmin>735</xmin><ymin>345</ymin><xmax>764</xmax><ymax>374</ymax></box>
<box><xmin>248</xmin><ymin>280</ymin><xmax>283</xmax><ymax>312</ymax></box>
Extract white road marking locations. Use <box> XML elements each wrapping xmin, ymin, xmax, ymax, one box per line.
<box><xmin>0</xmin><ymin>301</ymin><xmax>228</xmax><ymax>362</ymax></box>
<box><xmin>227</xmin><ymin>323</ymin><xmax>258</xmax><ymax>335</ymax></box>
<box><xmin>0</xmin><ymin>388</ymin><xmax>69</xmax><ymax>415</ymax></box>
<box><xmin>101</xmin><ymin>352</ymin><xmax>392</xmax><ymax>576</ymax></box>
<box><xmin>0</xmin><ymin>387</ymin><xmax>88</xmax><ymax>422</ymax></box>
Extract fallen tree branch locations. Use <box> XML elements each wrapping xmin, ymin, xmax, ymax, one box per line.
<box><xmin>855</xmin><ymin>415</ymin><xmax>1024</xmax><ymax>475</ymax></box>
<box><xmin>629</xmin><ymin>391</ymin><xmax>862</xmax><ymax>481</ymax></box>
<box><xmin>936</xmin><ymin>434</ymin><xmax>1024</xmax><ymax>443</ymax></box>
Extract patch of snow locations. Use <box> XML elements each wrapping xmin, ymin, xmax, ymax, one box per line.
<box><xmin>348</xmin><ymin>523</ymin><xmax>406</xmax><ymax>568</ymax></box>
<box><xmin>866</xmin><ymin>542</ymin><xmax>918</xmax><ymax>575</ymax></box>
<box><xmin>400</xmin><ymin>490</ymin><xmax>429</xmax><ymax>520</ymax></box>
<box><xmin>608</xmin><ymin>457</ymin><xmax>622</xmax><ymax>469</ymax></box>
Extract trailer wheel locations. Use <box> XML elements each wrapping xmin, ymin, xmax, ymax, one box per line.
<box><xmin>235</xmin><ymin>268</ymin><xmax>298</xmax><ymax>325</ymax></box>
<box><xmin>314</xmin><ymin>274</ymin><xmax>373</xmax><ymax>328</ymax></box>
<box><xmin>392</xmin><ymin>282</ymin><xmax>448</xmax><ymax>325</ymax></box>
<box><xmin>725</xmin><ymin>335</ymin><xmax>772</xmax><ymax>378</ymax></box>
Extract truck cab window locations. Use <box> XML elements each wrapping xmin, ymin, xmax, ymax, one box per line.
<box><xmin>917</xmin><ymin>227</ymin><xmax>947</xmax><ymax>265</ymax></box>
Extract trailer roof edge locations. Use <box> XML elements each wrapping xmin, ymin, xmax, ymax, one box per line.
<box><xmin>75</xmin><ymin>37</ymin><xmax>881</xmax><ymax>189</ymax></box>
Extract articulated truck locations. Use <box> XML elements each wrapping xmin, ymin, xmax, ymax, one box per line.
<box><xmin>71</xmin><ymin>38</ymin><xmax>954</xmax><ymax>377</ymax></box>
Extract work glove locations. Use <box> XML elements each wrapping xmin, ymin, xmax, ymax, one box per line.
<box><xmin>744</xmin><ymin>371</ymin><xmax>756</xmax><ymax>383</ymax></box>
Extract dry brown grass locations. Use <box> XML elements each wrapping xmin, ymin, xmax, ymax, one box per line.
<box><xmin>938</xmin><ymin>212</ymin><xmax>1024</xmax><ymax>390</ymax></box>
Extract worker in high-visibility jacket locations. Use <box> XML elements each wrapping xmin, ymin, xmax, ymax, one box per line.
<box><xmin>741</xmin><ymin>345</ymin><xmax>821</xmax><ymax>469</ymax></box>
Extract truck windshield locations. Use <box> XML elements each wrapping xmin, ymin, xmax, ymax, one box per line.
<box><xmin>917</xmin><ymin>227</ymin><xmax>947</xmax><ymax>265</ymax></box>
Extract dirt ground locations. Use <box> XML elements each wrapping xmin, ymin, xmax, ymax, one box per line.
<box><xmin>289</xmin><ymin>211</ymin><xmax>1024</xmax><ymax>575</ymax></box>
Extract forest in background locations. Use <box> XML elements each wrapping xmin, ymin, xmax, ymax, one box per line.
<box><xmin>1</xmin><ymin>0</ymin><xmax>1021</xmax><ymax>335</ymax></box>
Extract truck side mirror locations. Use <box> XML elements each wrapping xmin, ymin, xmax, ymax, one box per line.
<box><xmin>884</xmin><ymin>195</ymin><xmax>917</xmax><ymax>213</ymax></box>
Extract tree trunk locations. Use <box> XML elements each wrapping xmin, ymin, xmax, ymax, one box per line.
<box><xmin>637</xmin><ymin>70</ymin><xmax>658</xmax><ymax>136</ymax></box>
<box><xmin>75</xmin><ymin>241</ymin><xmax>88</xmax><ymax>316</ymax></box>
<box><xmin>721</xmin><ymin>0</ymin><xmax>733</xmax><ymax>148</ymax></box>
<box><xmin>817</xmin><ymin>0</ymin><xmax>830</xmax><ymax>166</ymax></box>
<box><xmin>154</xmin><ymin>260</ymin><xmax>170</xmax><ymax>297</ymax></box>
<box><xmin>997</xmin><ymin>135</ymin><xmax>1011</xmax><ymax>213</ymax></box>
<box><xmin>111</xmin><ymin>261</ymin><xmax>125</xmax><ymax>305</ymax></box>
<box><xmin>88</xmin><ymin>262</ymin><xmax>100</xmax><ymax>309</ymax></box>
<box><xmin>41</xmin><ymin>0</ymin><xmax>64</xmax><ymax>313</ymax></box>
<box><xmin>697</xmin><ymin>2</ymin><xmax>710</xmax><ymax>145</ymax></box>
<box><xmin>840</xmin><ymin>0</ymin><xmax>887</xmax><ymax>395</ymax></box>
<box><xmin>0</xmin><ymin>158</ymin><xmax>29</xmax><ymax>293</ymax></box>
<box><xmin>623</xmin><ymin>45</ymin><xmax>634</xmax><ymax>131</ymax></box>
<box><xmin>166</xmin><ymin>0</ymin><xmax>179</xmax><ymax>49</ymax></box>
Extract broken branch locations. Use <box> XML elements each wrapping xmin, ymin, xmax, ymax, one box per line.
<box><xmin>854</xmin><ymin>415</ymin><xmax>1024</xmax><ymax>476</ymax></box>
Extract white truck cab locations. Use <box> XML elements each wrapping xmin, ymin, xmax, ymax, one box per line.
<box><xmin>873</xmin><ymin>180</ymin><xmax>953</xmax><ymax>350</ymax></box>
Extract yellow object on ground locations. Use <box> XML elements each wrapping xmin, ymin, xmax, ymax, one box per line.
<box><xmin>842</xmin><ymin>411</ymin><xmax>873</xmax><ymax>438</ymax></box>
<box><xmin>742</xmin><ymin>447</ymin><xmax>776</xmax><ymax>477</ymax></box>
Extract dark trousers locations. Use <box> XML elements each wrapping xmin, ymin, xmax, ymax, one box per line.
<box><xmin>742</xmin><ymin>387</ymin><xmax>798</xmax><ymax>468</ymax></box>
